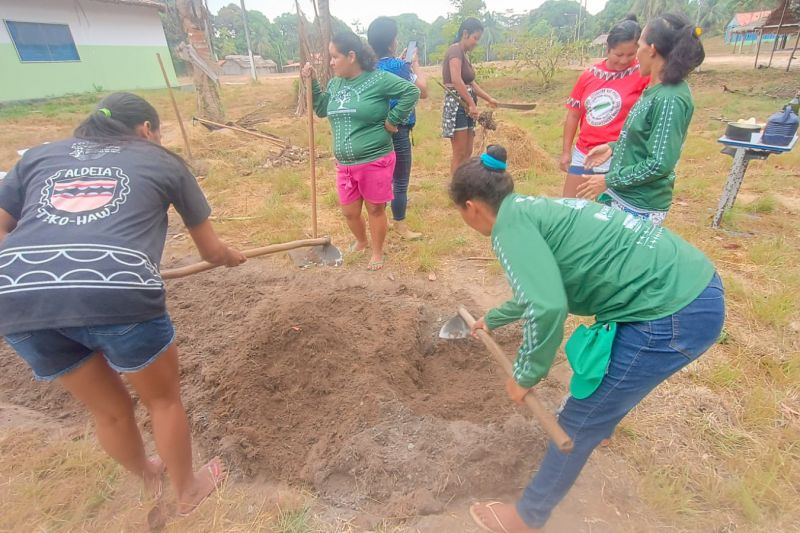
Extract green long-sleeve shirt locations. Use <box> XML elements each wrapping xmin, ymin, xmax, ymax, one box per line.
<box><xmin>312</xmin><ymin>70</ymin><xmax>420</xmax><ymax>165</ymax></box>
<box><xmin>604</xmin><ymin>81</ymin><xmax>694</xmax><ymax>211</ymax></box>
<box><xmin>485</xmin><ymin>194</ymin><xmax>714</xmax><ymax>388</ymax></box>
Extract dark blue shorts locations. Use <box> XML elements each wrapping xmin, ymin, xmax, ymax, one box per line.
<box><xmin>454</xmin><ymin>104</ymin><xmax>476</xmax><ymax>132</ymax></box>
<box><xmin>3</xmin><ymin>314</ymin><xmax>175</xmax><ymax>381</ymax></box>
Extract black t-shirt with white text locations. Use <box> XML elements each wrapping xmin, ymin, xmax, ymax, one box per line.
<box><xmin>0</xmin><ymin>138</ymin><xmax>210</xmax><ymax>335</ymax></box>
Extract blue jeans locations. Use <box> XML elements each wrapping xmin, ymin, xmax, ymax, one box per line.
<box><xmin>518</xmin><ymin>273</ymin><xmax>725</xmax><ymax>527</ymax></box>
<box><xmin>390</xmin><ymin>125</ymin><xmax>413</xmax><ymax>222</ymax></box>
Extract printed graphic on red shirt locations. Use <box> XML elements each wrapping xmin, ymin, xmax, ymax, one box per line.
<box><xmin>585</xmin><ymin>88</ymin><xmax>623</xmax><ymax>127</ymax></box>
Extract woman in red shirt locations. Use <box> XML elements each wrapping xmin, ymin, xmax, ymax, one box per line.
<box><xmin>561</xmin><ymin>16</ymin><xmax>649</xmax><ymax>197</ymax></box>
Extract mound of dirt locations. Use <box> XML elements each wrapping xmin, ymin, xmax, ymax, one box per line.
<box><xmin>0</xmin><ymin>259</ymin><xmax>559</xmax><ymax>517</ymax></box>
<box><xmin>168</xmin><ymin>262</ymin><xmax>550</xmax><ymax>514</ymax></box>
<box><xmin>476</xmin><ymin>119</ymin><xmax>558</xmax><ymax>175</ymax></box>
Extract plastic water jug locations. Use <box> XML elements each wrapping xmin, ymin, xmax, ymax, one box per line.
<box><xmin>762</xmin><ymin>105</ymin><xmax>798</xmax><ymax>147</ymax></box>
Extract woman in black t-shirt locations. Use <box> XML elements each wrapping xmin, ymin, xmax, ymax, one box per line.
<box><xmin>0</xmin><ymin>93</ymin><xmax>245</xmax><ymax>517</ymax></box>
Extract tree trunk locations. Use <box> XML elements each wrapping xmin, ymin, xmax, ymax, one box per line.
<box><xmin>316</xmin><ymin>0</ymin><xmax>334</xmax><ymax>85</ymax></box>
<box><xmin>176</xmin><ymin>0</ymin><xmax>224</xmax><ymax>124</ymax></box>
<box><xmin>295</xmin><ymin>0</ymin><xmax>334</xmax><ymax>115</ymax></box>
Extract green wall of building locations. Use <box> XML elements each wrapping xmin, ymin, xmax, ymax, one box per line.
<box><xmin>0</xmin><ymin>44</ymin><xmax>179</xmax><ymax>102</ymax></box>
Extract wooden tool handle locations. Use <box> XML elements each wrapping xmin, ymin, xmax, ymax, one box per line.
<box><xmin>161</xmin><ymin>237</ymin><xmax>330</xmax><ymax>280</ymax></box>
<box><xmin>305</xmin><ymin>76</ymin><xmax>318</xmax><ymax>238</ymax></box>
<box><xmin>457</xmin><ymin>306</ymin><xmax>574</xmax><ymax>453</ymax></box>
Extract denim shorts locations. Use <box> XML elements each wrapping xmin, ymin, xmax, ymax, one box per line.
<box><xmin>3</xmin><ymin>314</ymin><xmax>175</xmax><ymax>381</ymax></box>
<box><xmin>567</xmin><ymin>146</ymin><xmax>611</xmax><ymax>176</ymax></box>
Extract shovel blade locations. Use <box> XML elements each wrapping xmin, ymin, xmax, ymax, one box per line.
<box><xmin>439</xmin><ymin>314</ymin><xmax>470</xmax><ymax>339</ymax></box>
<box><xmin>288</xmin><ymin>243</ymin><xmax>343</xmax><ymax>268</ymax></box>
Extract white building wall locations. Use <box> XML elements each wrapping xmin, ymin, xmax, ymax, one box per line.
<box><xmin>0</xmin><ymin>0</ymin><xmax>168</xmax><ymax>47</ymax></box>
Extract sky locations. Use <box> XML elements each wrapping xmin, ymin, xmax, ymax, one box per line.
<box><xmin>206</xmin><ymin>0</ymin><xmax>609</xmax><ymax>26</ymax></box>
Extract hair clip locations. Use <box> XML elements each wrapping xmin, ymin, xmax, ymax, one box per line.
<box><xmin>98</xmin><ymin>108</ymin><xmax>112</xmax><ymax>118</ymax></box>
<box><xmin>694</xmin><ymin>26</ymin><xmax>703</xmax><ymax>37</ymax></box>
<box><xmin>480</xmin><ymin>153</ymin><xmax>507</xmax><ymax>171</ymax></box>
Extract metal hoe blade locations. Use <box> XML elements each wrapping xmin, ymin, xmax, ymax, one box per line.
<box><xmin>287</xmin><ymin>243</ymin><xmax>343</xmax><ymax>268</ymax></box>
<box><xmin>438</xmin><ymin>314</ymin><xmax>471</xmax><ymax>339</ymax></box>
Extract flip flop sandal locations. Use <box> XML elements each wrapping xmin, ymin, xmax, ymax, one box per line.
<box><xmin>177</xmin><ymin>457</ymin><xmax>227</xmax><ymax>518</ymax></box>
<box><xmin>347</xmin><ymin>241</ymin><xmax>368</xmax><ymax>254</ymax></box>
<box><xmin>367</xmin><ymin>256</ymin><xmax>385</xmax><ymax>271</ymax></box>
<box><xmin>469</xmin><ymin>501</ymin><xmax>511</xmax><ymax>533</ymax></box>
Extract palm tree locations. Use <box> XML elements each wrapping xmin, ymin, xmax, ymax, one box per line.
<box><xmin>482</xmin><ymin>11</ymin><xmax>504</xmax><ymax>61</ymax></box>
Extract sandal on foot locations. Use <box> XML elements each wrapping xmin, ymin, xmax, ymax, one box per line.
<box><xmin>177</xmin><ymin>456</ymin><xmax>227</xmax><ymax>518</ymax></box>
<box><xmin>347</xmin><ymin>241</ymin><xmax>368</xmax><ymax>254</ymax></box>
<box><xmin>470</xmin><ymin>502</ymin><xmax>511</xmax><ymax>533</ymax></box>
<box><xmin>367</xmin><ymin>256</ymin><xmax>385</xmax><ymax>271</ymax></box>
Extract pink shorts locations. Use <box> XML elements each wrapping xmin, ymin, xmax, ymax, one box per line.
<box><xmin>335</xmin><ymin>152</ymin><xmax>396</xmax><ymax>206</ymax></box>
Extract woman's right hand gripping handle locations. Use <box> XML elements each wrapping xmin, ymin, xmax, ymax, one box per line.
<box><xmin>301</xmin><ymin>62</ymin><xmax>316</xmax><ymax>80</ymax></box>
<box><xmin>188</xmin><ymin>220</ymin><xmax>247</xmax><ymax>268</ymax></box>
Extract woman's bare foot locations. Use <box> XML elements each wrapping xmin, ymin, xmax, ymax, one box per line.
<box><xmin>177</xmin><ymin>456</ymin><xmax>227</xmax><ymax>517</ymax></box>
<box><xmin>470</xmin><ymin>501</ymin><xmax>542</xmax><ymax>533</ymax></box>
<box><xmin>142</xmin><ymin>457</ymin><xmax>166</xmax><ymax>500</ymax></box>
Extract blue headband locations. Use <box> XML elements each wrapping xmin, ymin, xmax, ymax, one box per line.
<box><xmin>480</xmin><ymin>153</ymin><xmax>507</xmax><ymax>171</ymax></box>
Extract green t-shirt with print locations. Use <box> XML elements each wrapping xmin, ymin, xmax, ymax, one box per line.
<box><xmin>312</xmin><ymin>70</ymin><xmax>420</xmax><ymax>165</ymax></box>
<box><xmin>485</xmin><ymin>194</ymin><xmax>715</xmax><ymax>388</ymax></box>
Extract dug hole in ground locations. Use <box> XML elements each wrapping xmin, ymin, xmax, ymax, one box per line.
<box><xmin>0</xmin><ymin>252</ymin><xmax>650</xmax><ymax>531</ymax></box>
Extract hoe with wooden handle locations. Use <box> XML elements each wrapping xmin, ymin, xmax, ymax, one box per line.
<box><xmin>161</xmin><ymin>237</ymin><xmax>342</xmax><ymax>279</ymax></box>
<box><xmin>440</xmin><ymin>305</ymin><xmax>574</xmax><ymax>453</ymax></box>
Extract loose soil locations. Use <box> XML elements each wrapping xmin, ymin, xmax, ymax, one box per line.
<box><xmin>0</xmin><ymin>257</ymin><xmax>569</xmax><ymax>519</ymax></box>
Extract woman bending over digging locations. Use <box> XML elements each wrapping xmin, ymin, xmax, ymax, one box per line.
<box><xmin>451</xmin><ymin>145</ymin><xmax>725</xmax><ymax>532</ymax></box>
<box><xmin>303</xmin><ymin>31</ymin><xmax>420</xmax><ymax>271</ymax></box>
<box><xmin>0</xmin><ymin>93</ymin><xmax>245</xmax><ymax>516</ymax></box>
<box><xmin>577</xmin><ymin>13</ymin><xmax>705</xmax><ymax>225</ymax></box>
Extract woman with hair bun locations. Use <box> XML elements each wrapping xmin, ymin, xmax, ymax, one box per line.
<box><xmin>450</xmin><ymin>145</ymin><xmax>724</xmax><ymax>532</ymax></box>
<box><xmin>303</xmin><ymin>31</ymin><xmax>420</xmax><ymax>271</ymax></box>
<box><xmin>561</xmin><ymin>15</ymin><xmax>649</xmax><ymax>197</ymax></box>
<box><xmin>578</xmin><ymin>13</ymin><xmax>705</xmax><ymax>225</ymax></box>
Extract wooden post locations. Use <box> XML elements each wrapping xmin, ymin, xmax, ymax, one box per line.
<box><xmin>754</xmin><ymin>29</ymin><xmax>764</xmax><ymax>68</ymax></box>
<box><xmin>787</xmin><ymin>29</ymin><xmax>800</xmax><ymax>72</ymax></box>
<box><xmin>156</xmin><ymin>53</ymin><xmax>193</xmax><ymax>160</ymax></box>
<box><xmin>239</xmin><ymin>0</ymin><xmax>258</xmax><ymax>81</ymax></box>
<box><xmin>768</xmin><ymin>0</ymin><xmax>790</xmax><ymax>68</ymax></box>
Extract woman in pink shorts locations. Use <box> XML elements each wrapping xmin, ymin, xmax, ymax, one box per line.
<box><xmin>303</xmin><ymin>31</ymin><xmax>419</xmax><ymax>270</ymax></box>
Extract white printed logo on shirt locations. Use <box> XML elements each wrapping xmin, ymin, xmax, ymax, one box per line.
<box><xmin>585</xmin><ymin>88</ymin><xmax>622</xmax><ymax>127</ymax></box>
<box><xmin>37</xmin><ymin>167</ymin><xmax>130</xmax><ymax>226</ymax></box>
<box><xmin>69</xmin><ymin>142</ymin><xmax>121</xmax><ymax>161</ymax></box>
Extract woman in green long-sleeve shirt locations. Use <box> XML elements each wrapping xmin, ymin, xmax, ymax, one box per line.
<box><xmin>303</xmin><ymin>32</ymin><xmax>419</xmax><ymax>270</ymax></box>
<box><xmin>453</xmin><ymin>145</ymin><xmax>725</xmax><ymax>532</ymax></box>
<box><xmin>577</xmin><ymin>13</ymin><xmax>705</xmax><ymax>225</ymax></box>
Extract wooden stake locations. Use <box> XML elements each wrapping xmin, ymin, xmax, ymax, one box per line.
<box><xmin>156</xmin><ymin>53</ymin><xmax>192</xmax><ymax>160</ymax></box>
<box><xmin>306</xmin><ymin>76</ymin><xmax>318</xmax><ymax>238</ymax></box>
<box><xmin>191</xmin><ymin>116</ymin><xmax>287</xmax><ymax>148</ymax></box>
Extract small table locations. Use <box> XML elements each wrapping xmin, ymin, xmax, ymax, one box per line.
<box><xmin>713</xmin><ymin>133</ymin><xmax>798</xmax><ymax>228</ymax></box>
